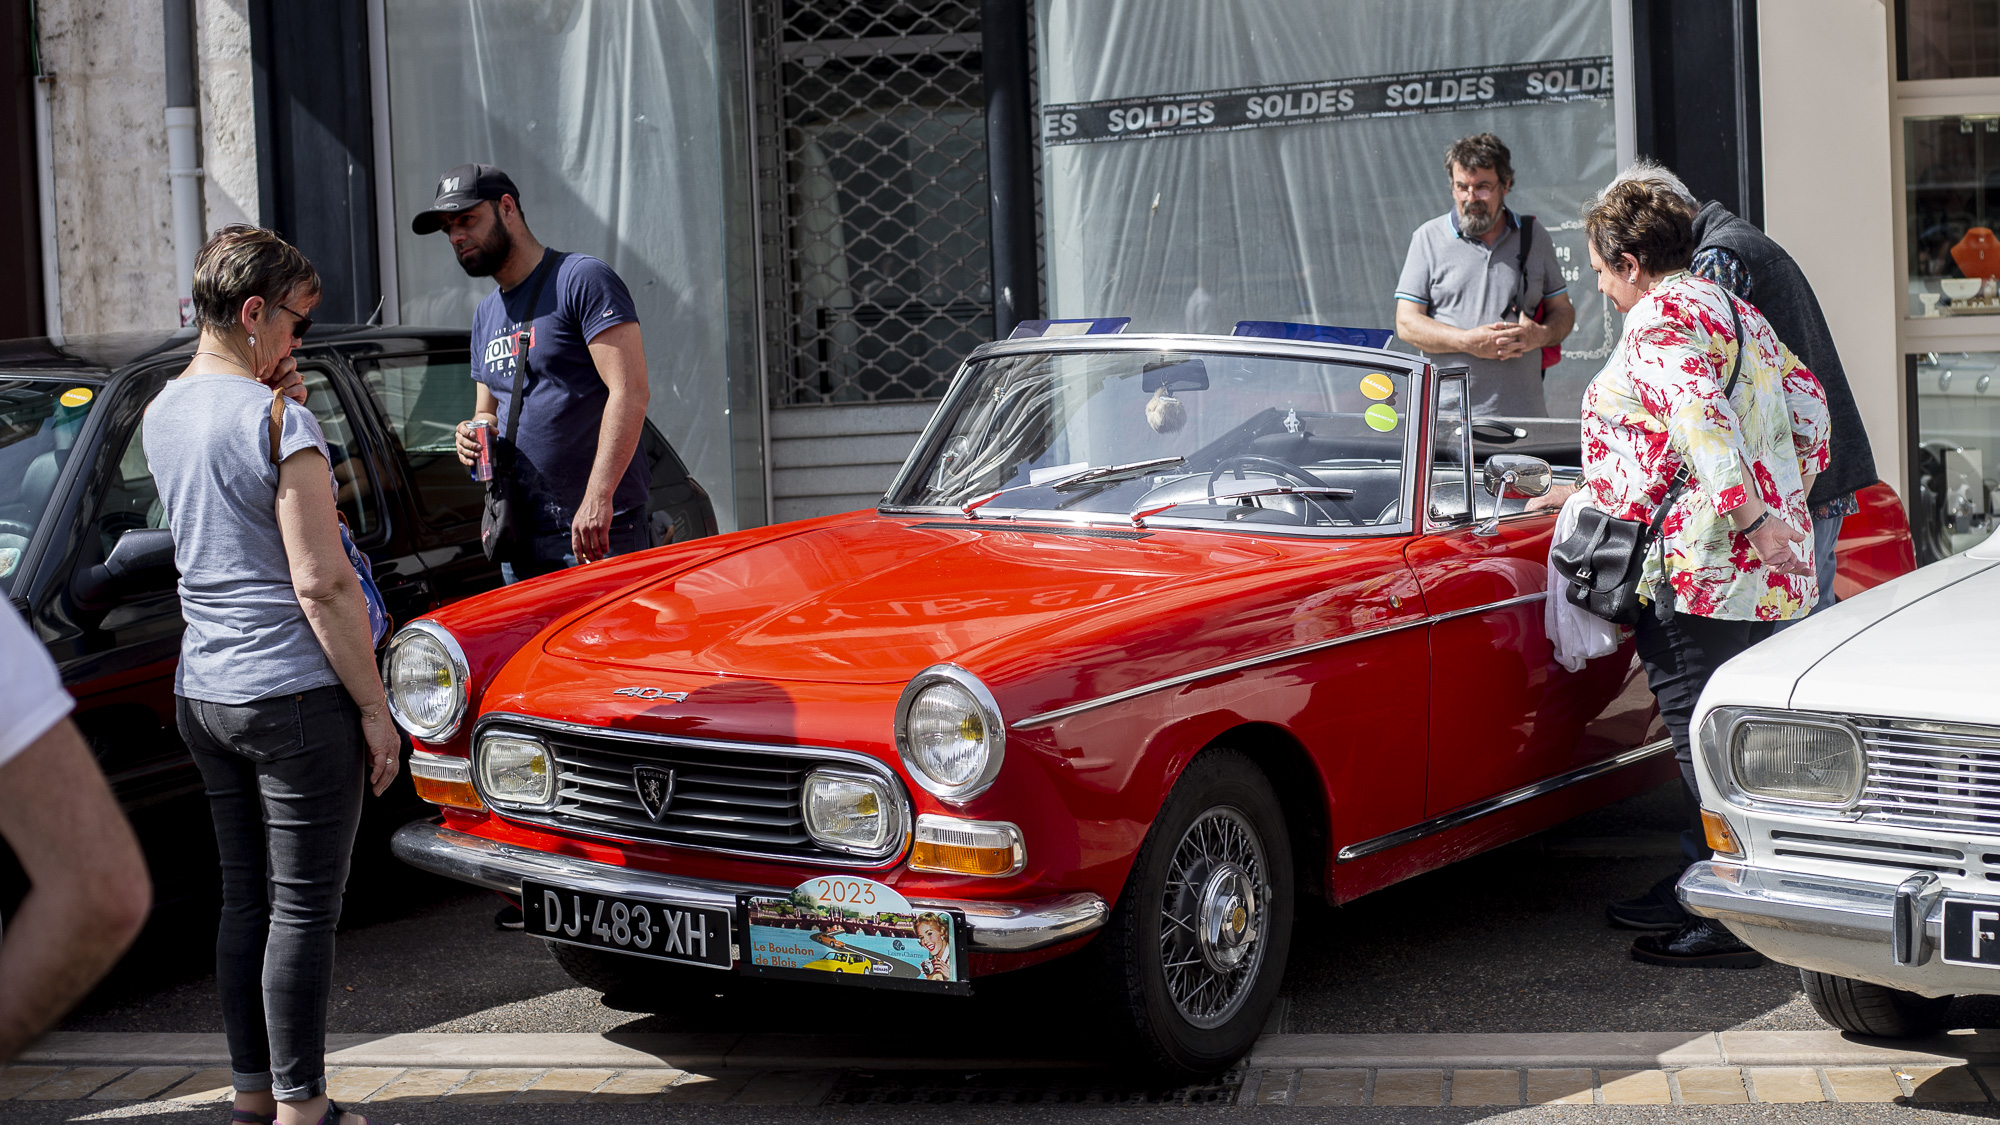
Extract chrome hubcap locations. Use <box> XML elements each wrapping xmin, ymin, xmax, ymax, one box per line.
<box><xmin>1158</xmin><ymin>806</ymin><xmax>1268</xmax><ymax>1028</ymax></box>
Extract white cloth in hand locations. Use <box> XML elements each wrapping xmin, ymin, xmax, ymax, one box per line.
<box><xmin>1546</xmin><ymin>490</ymin><xmax>1624</xmax><ymax>673</ymax></box>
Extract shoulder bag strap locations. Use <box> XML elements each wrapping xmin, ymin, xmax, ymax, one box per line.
<box><xmin>268</xmin><ymin>388</ymin><xmax>285</xmax><ymax>465</ymax></box>
<box><xmin>1645</xmin><ymin>291</ymin><xmax>1749</xmax><ymax>542</ymax></box>
<box><xmin>501</xmin><ymin>248</ymin><xmax>562</xmax><ymax>449</ymax></box>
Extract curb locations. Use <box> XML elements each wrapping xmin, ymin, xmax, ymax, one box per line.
<box><xmin>27</xmin><ymin>1029</ymin><xmax>2000</xmax><ymax>1073</ymax></box>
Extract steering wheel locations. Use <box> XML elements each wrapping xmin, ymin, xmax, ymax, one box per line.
<box><xmin>1205</xmin><ymin>454</ymin><xmax>1323</xmax><ymax>496</ymax></box>
<box><xmin>0</xmin><ymin>519</ymin><xmax>32</xmax><ymax>540</ymax></box>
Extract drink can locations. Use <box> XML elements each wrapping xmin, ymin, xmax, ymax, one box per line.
<box><xmin>468</xmin><ymin>420</ymin><xmax>495</xmax><ymax>482</ymax></box>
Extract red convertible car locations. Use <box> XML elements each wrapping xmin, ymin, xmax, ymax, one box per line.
<box><xmin>388</xmin><ymin>327</ymin><xmax>1913</xmax><ymax>1074</ymax></box>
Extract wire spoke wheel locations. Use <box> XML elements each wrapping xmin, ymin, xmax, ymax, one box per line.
<box><xmin>1156</xmin><ymin>805</ymin><xmax>1269</xmax><ymax>1029</ymax></box>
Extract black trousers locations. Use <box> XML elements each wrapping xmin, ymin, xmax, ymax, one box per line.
<box><xmin>1634</xmin><ymin>610</ymin><xmax>1774</xmax><ymax>864</ymax></box>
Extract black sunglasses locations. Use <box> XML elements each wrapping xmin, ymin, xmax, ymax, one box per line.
<box><xmin>277</xmin><ymin>303</ymin><xmax>314</xmax><ymax>340</ymax></box>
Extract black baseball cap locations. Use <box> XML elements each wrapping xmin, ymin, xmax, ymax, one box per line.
<box><xmin>411</xmin><ymin>163</ymin><xmax>520</xmax><ymax>235</ymax></box>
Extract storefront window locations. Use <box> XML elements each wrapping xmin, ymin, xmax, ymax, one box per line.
<box><xmin>1912</xmin><ymin>351</ymin><xmax>2000</xmax><ymax>563</ymax></box>
<box><xmin>1904</xmin><ymin>116</ymin><xmax>2000</xmax><ymax>319</ymax></box>
<box><xmin>1899</xmin><ymin>0</ymin><xmax>2000</xmax><ymax>80</ymax></box>
<box><xmin>1034</xmin><ymin>0</ymin><xmax>1617</xmax><ymax>423</ymax></box>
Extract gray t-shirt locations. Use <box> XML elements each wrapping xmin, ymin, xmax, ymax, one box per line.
<box><xmin>144</xmin><ymin>373</ymin><xmax>340</xmax><ymax>704</ymax></box>
<box><xmin>1394</xmin><ymin>209</ymin><xmax>1567</xmax><ymax>418</ymax></box>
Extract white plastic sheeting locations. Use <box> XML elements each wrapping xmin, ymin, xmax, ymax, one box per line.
<box><xmin>383</xmin><ymin>0</ymin><xmax>745</xmax><ymax>528</ymax></box>
<box><xmin>1036</xmin><ymin>0</ymin><xmax>1621</xmax><ymax>419</ymax></box>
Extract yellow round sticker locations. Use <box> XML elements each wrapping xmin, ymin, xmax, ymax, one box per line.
<box><xmin>59</xmin><ymin>387</ymin><xmax>92</xmax><ymax>408</ymax></box>
<box><xmin>1364</xmin><ymin>403</ymin><xmax>1399</xmax><ymax>432</ymax></box>
<box><xmin>1359</xmin><ymin>372</ymin><xmax>1395</xmax><ymax>400</ymax></box>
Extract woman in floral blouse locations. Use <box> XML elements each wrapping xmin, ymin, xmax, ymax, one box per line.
<box><xmin>1574</xmin><ymin>179</ymin><xmax>1830</xmax><ymax>970</ymax></box>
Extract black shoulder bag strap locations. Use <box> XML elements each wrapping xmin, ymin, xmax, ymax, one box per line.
<box><xmin>1504</xmin><ymin>214</ymin><xmax>1535</xmax><ymax>317</ymax></box>
<box><xmin>1644</xmin><ymin>292</ymin><xmax>1747</xmax><ymax>613</ymax></box>
<box><xmin>481</xmin><ymin>248</ymin><xmax>560</xmax><ymax>562</ymax></box>
<box><xmin>501</xmin><ymin>248</ymin><xmax>560</xmax><ymax>452</ymax></box>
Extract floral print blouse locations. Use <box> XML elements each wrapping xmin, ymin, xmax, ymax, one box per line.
<box><xmin>1581</xmin><ymin>272</ymin><xmax>1831</xmax><ymax>621</ymax></box>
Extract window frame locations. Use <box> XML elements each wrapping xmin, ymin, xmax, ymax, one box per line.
<box><xmin>350</xmin><ymin>349</ymin><xmax>485</xmax><ymax>532</ymax></box>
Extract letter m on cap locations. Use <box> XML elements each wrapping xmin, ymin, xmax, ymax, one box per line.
<box><xmin>442</xmin><ymin>176</ymin><xmax>461</xmax><ymax>192</ymax></box>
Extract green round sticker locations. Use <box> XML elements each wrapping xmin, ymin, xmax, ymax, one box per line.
<box><xmin>1364</xmin><ymin>403</ymin><xmax>1399</xmax><ymax>432</ymax></box>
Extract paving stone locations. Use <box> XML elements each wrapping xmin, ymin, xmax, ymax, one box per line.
<box><xmin>1745</xmin><ymin>1067</ymin><xmax>1826</xmax><ymax>1103</ymax></box>
<box><xmin>1598</xmin><ymin>1069</ymin><xmax>1671</xmax><ymax>1105</ymax></box>
<box><xmin>1525</xmin><ymin>1068</ymin><xmax>1594</xmax><ymax>1105</ymax></box>
<box><xmin>0</xmin><ymin>1067</ymin><xmax>64</xmax><ymax>1100</ymax></box>
<box><xmin>1901</xmin><ymin>1065</ymin><xmax>1989</xmax><ymax>1103</ymax></box>
<box><xmin>733</xmin><ymin>1069</ymin><xmax>834</xmax><ymax>1106</ymax></box>
<box><xmin>90</xmin><ymin>1067</ymin><xmax>192</xmax><ymax>1101</ymax></box>
<box><xmin>587</xmin><ymin>1069</ymin><xmax>685</xmax><ymax>1103</ymax></box>
<box><xmin>158</xmin><ymin>1067</ymin><xmax>235</xmax><ymax>1103</ymax></box>
<box><xmin>366</xmin><ymin>1067</ymin><xmax>471</xmax><ymax>1102</ymax></box>
<box><xmin>1370</xmin><ymin>1070</ymin><xmax>1442</xmax><ymax>1107</ymax></box>
<box><xmin>1676</xmin><ymin>1067</ymin><xmax>1748</xmax><ymax>1105</ymax></box>
<box><xmin>656</xmin><ymin>1071</ymin><xmax>753</xmax><ymax>1104</ymax></box>
<box><xmin>1293</xmin><ymin>1068</ymin><xmax>1365</xmax><ymax>1107</ymax></box>
<box><xmin>324</xmin><ymin>1067</ymin><xmax>404</xmax><ymax>1104</ymax></box>
<box><xmin>1825</xmin><ymin>1067</ymin><xmax>1908</xmax><ymax>1103</ymax></box>
<box><xmin>17</xmin><ymin>1067</ymin><xmax>126</xmax><ymax>1100</ymax></box>
<box><xmin>1450</xmin><ymin>1068</ymin><xmax>1521</xmax><ymax>1106</ymax></box>
<box><xmin>1253</xmin><ymin>1070</ymin><xmax>1291</xmax><ymax>1105</ymax></box>
<box><xmin>444</xmin><ymin>1068</ymin><xmax>543</xmax><ymax>1104</ymax></box>
<box><xmin>514</xmin><ymin>1068</ymin><xmax>616</xmax><ymax>1103</ymax></box>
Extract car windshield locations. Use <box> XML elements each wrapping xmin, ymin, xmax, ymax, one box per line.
<box><xmin>0</xmin><ymin>378</ymin><xmax>98</xmax><ymax>591</ymax></box>
<box><xmin>888</xmin><ymin>346</ymin><xmax>1414</xmax><ymax>533</ymax></box>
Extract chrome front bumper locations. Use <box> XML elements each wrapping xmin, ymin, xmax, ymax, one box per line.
<box><xmin>1680</xmin><ymin>861</ymin><xmax>2000</xmax><ymax>998</ymax></box>
<box><xmin>391</xmin><ymin>821</ymin><xmax>1108</xmax><ymax>955</ymax></box>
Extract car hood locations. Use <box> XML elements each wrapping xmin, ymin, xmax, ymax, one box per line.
<box><xmin>539</xmin><ymin>517</ymin><xmax>1283</xmax><ymax>684</ymax></box>
<box><xmin>1785</xmin><ymin>546</ymin><xmax>2000</xmax><ymax>723</ymax></box>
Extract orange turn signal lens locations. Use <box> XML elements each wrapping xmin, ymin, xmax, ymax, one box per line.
<box><xmin>410</xmin><ymin>751</ymin><xmax>484</xmax><ymax>811</ymax></box>
<box><xmin>1702</xmin><ymin>809</ymin><xmax>1743</xmax><ymax>857</ymax></box>
<box><xmin>908</xmin><ymin>814</ymin><xmax>1024</xmax><ymax>877</ymax></box>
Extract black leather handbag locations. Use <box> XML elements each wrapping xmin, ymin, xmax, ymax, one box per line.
<box><xmin>480</xmin><ymin>251</ymin><xmax>560</xmax><ymax>563</ymax></box>
<box><xmin>1551</xmin><ymin>297</ymin><xmax>1745</xmax><ymax>625</ymax></box>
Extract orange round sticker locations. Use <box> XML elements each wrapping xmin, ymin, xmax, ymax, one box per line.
<box><xmin>59</xmin><ymin>387</ymin><xmax>92</xmax><ymax>408</ymax></box>
<box><xmin>1359</xmin><ymin>373</ymin><xmax>1394</xmax><ymax>400</ymax></box>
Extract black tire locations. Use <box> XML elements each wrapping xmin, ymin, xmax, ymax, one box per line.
<box><xmin>1098</xmin><ymin>748</ymin><xmax>1294</xmax><ymax>1077</ymax></box>
<box><xmin>1800</xmin><ymin>969</ymin><xmax>1951</xmax><ymax>1037</ymax></box>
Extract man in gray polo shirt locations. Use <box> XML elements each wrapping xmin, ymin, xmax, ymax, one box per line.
<box><xmin>1394</xmin><ymin>133</ymin><xmax>1573</xmax><ymax>417</ymax></box>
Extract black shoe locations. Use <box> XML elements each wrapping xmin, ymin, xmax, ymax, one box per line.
<box><xmin>1607</xmin><ymin>873</ymin><xmax>1690</xmax><ymax>932</ymax></box>
<box><xmin>495</xmin><ymin>902</ymin><xmax>524</xmax><ymax>930</ymax></box>
<box><xmin>1630</xmin><ymin>919</ymin><xmax>1765</xmax><ymax>968</ymax></box>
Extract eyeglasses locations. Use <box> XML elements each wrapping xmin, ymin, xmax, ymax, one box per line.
<box><xmin>278</xmin><ymin>303</ymin><xmax>314</xmax><ymax>340</ymax></box>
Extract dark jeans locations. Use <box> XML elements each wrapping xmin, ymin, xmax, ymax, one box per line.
<box><xmin>177</xmin><ymin>685</ymin><xmax>365</xmax><ymax>1102</ymax></box>
<box><xmin>500</xmin><ymin>517</ymin><xmax>647</xmax><ymax>585</ymax></box>
<box><xmin>1634</xmin><ymin>610</ymin><xmax>1775</xmax><ymax>865</ymax></box>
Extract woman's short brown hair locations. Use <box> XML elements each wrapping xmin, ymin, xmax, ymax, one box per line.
<box><xmin>1581</xmin><ymin>180</ymin><xmax>1696</xmax><ymax>275</ymax></box>
<box><xmin>191</xmin><ymin>225</ymin><xmax>321</xmax><ymax>335</ymax></box>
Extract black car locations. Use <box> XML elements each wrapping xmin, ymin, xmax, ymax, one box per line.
<box><xmin>0</xmin><ymin>326</ymin><xmax>716</xmax><ymax>902</ymax></box>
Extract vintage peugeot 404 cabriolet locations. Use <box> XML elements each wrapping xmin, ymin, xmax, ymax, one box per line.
<box><xmin>387</xmin><ymin>323</ymin><xmax>1914</xmax><ymax>1073</ymax></box>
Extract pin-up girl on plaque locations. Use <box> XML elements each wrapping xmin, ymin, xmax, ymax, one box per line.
<box><xmin>913</xmin><ymin>913</ymin><xmax>953</xmax><ymax>981</ymax></box>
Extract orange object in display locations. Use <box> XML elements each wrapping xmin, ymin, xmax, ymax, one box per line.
<box><xmin>1952</xmin><ymin>227</ymin><xmax>2000</xmax><ymax>279</ymax></box>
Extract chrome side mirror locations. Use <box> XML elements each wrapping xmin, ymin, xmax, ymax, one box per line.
<box><xmin>1475</xmin><ymin>454</ymin><xmax>1553</xmax><ymax>536</ymax></box>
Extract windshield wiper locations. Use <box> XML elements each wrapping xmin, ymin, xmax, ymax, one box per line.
<box><xmin>961</xmin><ymin>456</ymin><xmax>1187</xmax><ymax>519</ymax></box>
<box><xmin>1129</xmin><ymin>481</ymin><xmax>1356</xmax><ymax>528</ymax></box>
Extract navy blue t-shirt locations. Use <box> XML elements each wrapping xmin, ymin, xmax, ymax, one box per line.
<box><xmin>471</xmin><ymin>250</ymin><xmax>648</xmax><ymax>533</ymax></box>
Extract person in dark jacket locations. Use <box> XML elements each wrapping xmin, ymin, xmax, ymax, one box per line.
<box><xmin>1597</xmin><ymin>161</ymin><xmax>1881</xmax><ymax>940</ymax></box>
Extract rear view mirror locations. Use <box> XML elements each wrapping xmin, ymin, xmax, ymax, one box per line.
<box><xmin>1142</xmin><ymin>357</ymin><xmax>1209</xmax><ymax>393</ymax></box>
<box><xmin>71</xmin><ymin>527</ymin><xmax>178</xmax><ymax>610</ymax></box>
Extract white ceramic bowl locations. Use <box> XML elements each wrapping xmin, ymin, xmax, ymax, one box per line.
<box><xmin>1943</xmin><ymin>278</ymin><xmax>1984</xmax><ymax>300</ymax></box>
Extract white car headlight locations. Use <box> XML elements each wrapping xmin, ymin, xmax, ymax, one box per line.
<box><xmin>386</xmin><ymin>621</ymin><xmax>468</xmax><ymax>741</ymax></box>
<box><xmin>477</xmin><ymin>732</ymin><xmax>556</xmax><ymax>808</ymax></box>
<box><xmin>802</xmin><ymin>769</ymin><xmax>906</xmax><ymax>858</ymax></box>
<box><xmin>895</xmin><ymin>664</ymin><xmax>1005</xmax><ymax>802</ymax></box>
<box><xmin>1718</xmin><ymin>712</ymin><xmax>1864</xmax><ymax>807</ymax></box>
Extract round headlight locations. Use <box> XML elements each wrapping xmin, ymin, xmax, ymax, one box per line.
<box><xmin>386</xmin><ymin>621</ymin><xmax>468</xmax><ymax>741</ymax></box>
<box><xmin>1729</xmin><ymin>717</ymin><xmax>1863</xmax><ymax>806</ymax></box>
<box><xmin>895</xmin><ymin>665</ymin><xmax>1004</xmax><ymax>802</ymax></box>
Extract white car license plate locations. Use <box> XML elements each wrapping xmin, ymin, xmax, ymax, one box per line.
<box><xmin>522</xmin><ymin>880</ymin><xmax>733</xmax><ymax>969</ymax></box>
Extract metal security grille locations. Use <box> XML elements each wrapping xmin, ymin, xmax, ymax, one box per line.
<box><xmin>749</xmin><ymin>0</ymin><xmax>993</xmax><ymax>405</ymax></box>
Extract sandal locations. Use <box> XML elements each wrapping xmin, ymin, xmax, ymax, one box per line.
<box><xmin>317</xmin><ymin>1100</ymin><xmax>367</xmax><ymax>1125</ymax></box>
<box><xmin>231</xmin><ymin>1113</ymin><xmax>276</xmax><ymax>1125</ymax></box>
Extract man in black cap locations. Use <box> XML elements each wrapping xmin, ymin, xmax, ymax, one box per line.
<box><xmin>416</xmin><ymin>163</ymin><xmax>652</xmax><ymax>584</ymax></box>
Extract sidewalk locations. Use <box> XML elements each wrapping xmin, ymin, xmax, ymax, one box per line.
<box><xmin>11</xmin><ymin>1030</ymin><xmax>2000</xmax><ymax>1108</ymax></box>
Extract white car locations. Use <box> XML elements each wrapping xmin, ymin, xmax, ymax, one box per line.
<box><xmin>1682</xmin><ymin>535</ymin><xmax>2000</xmax><ymax>1035</ymax></box>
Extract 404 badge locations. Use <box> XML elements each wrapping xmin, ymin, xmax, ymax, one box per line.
<box><xmin>742</xmin><ymin>876</ymin><xmax>970</xmax><ymax>995</ymax></box>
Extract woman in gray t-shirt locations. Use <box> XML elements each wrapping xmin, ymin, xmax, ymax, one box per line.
<box><xmin>144</xmin><ymin>226</ymin><xmax>395</xmax><ymax>1125</ymax></box>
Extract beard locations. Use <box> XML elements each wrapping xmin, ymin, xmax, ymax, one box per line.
<box><xmin>455</xmin><ymin>218</ymin><xmax>515</xmax><ymax>278</ymax></box>
<box><xmin>1458</xmin><ymin>200</ymin><xmax>1499</xmax><ymax>238</ymax></box>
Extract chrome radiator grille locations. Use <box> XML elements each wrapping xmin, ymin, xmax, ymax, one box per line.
<box><xmin>1858</xmin><ymin>718</ymin><xmax>2000</xmax><ymax>835</ymax></box>
<box><xmin>485</xmin><ymin>724</ymin><xmax>890</xmax><ymax>865</ymax></box>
